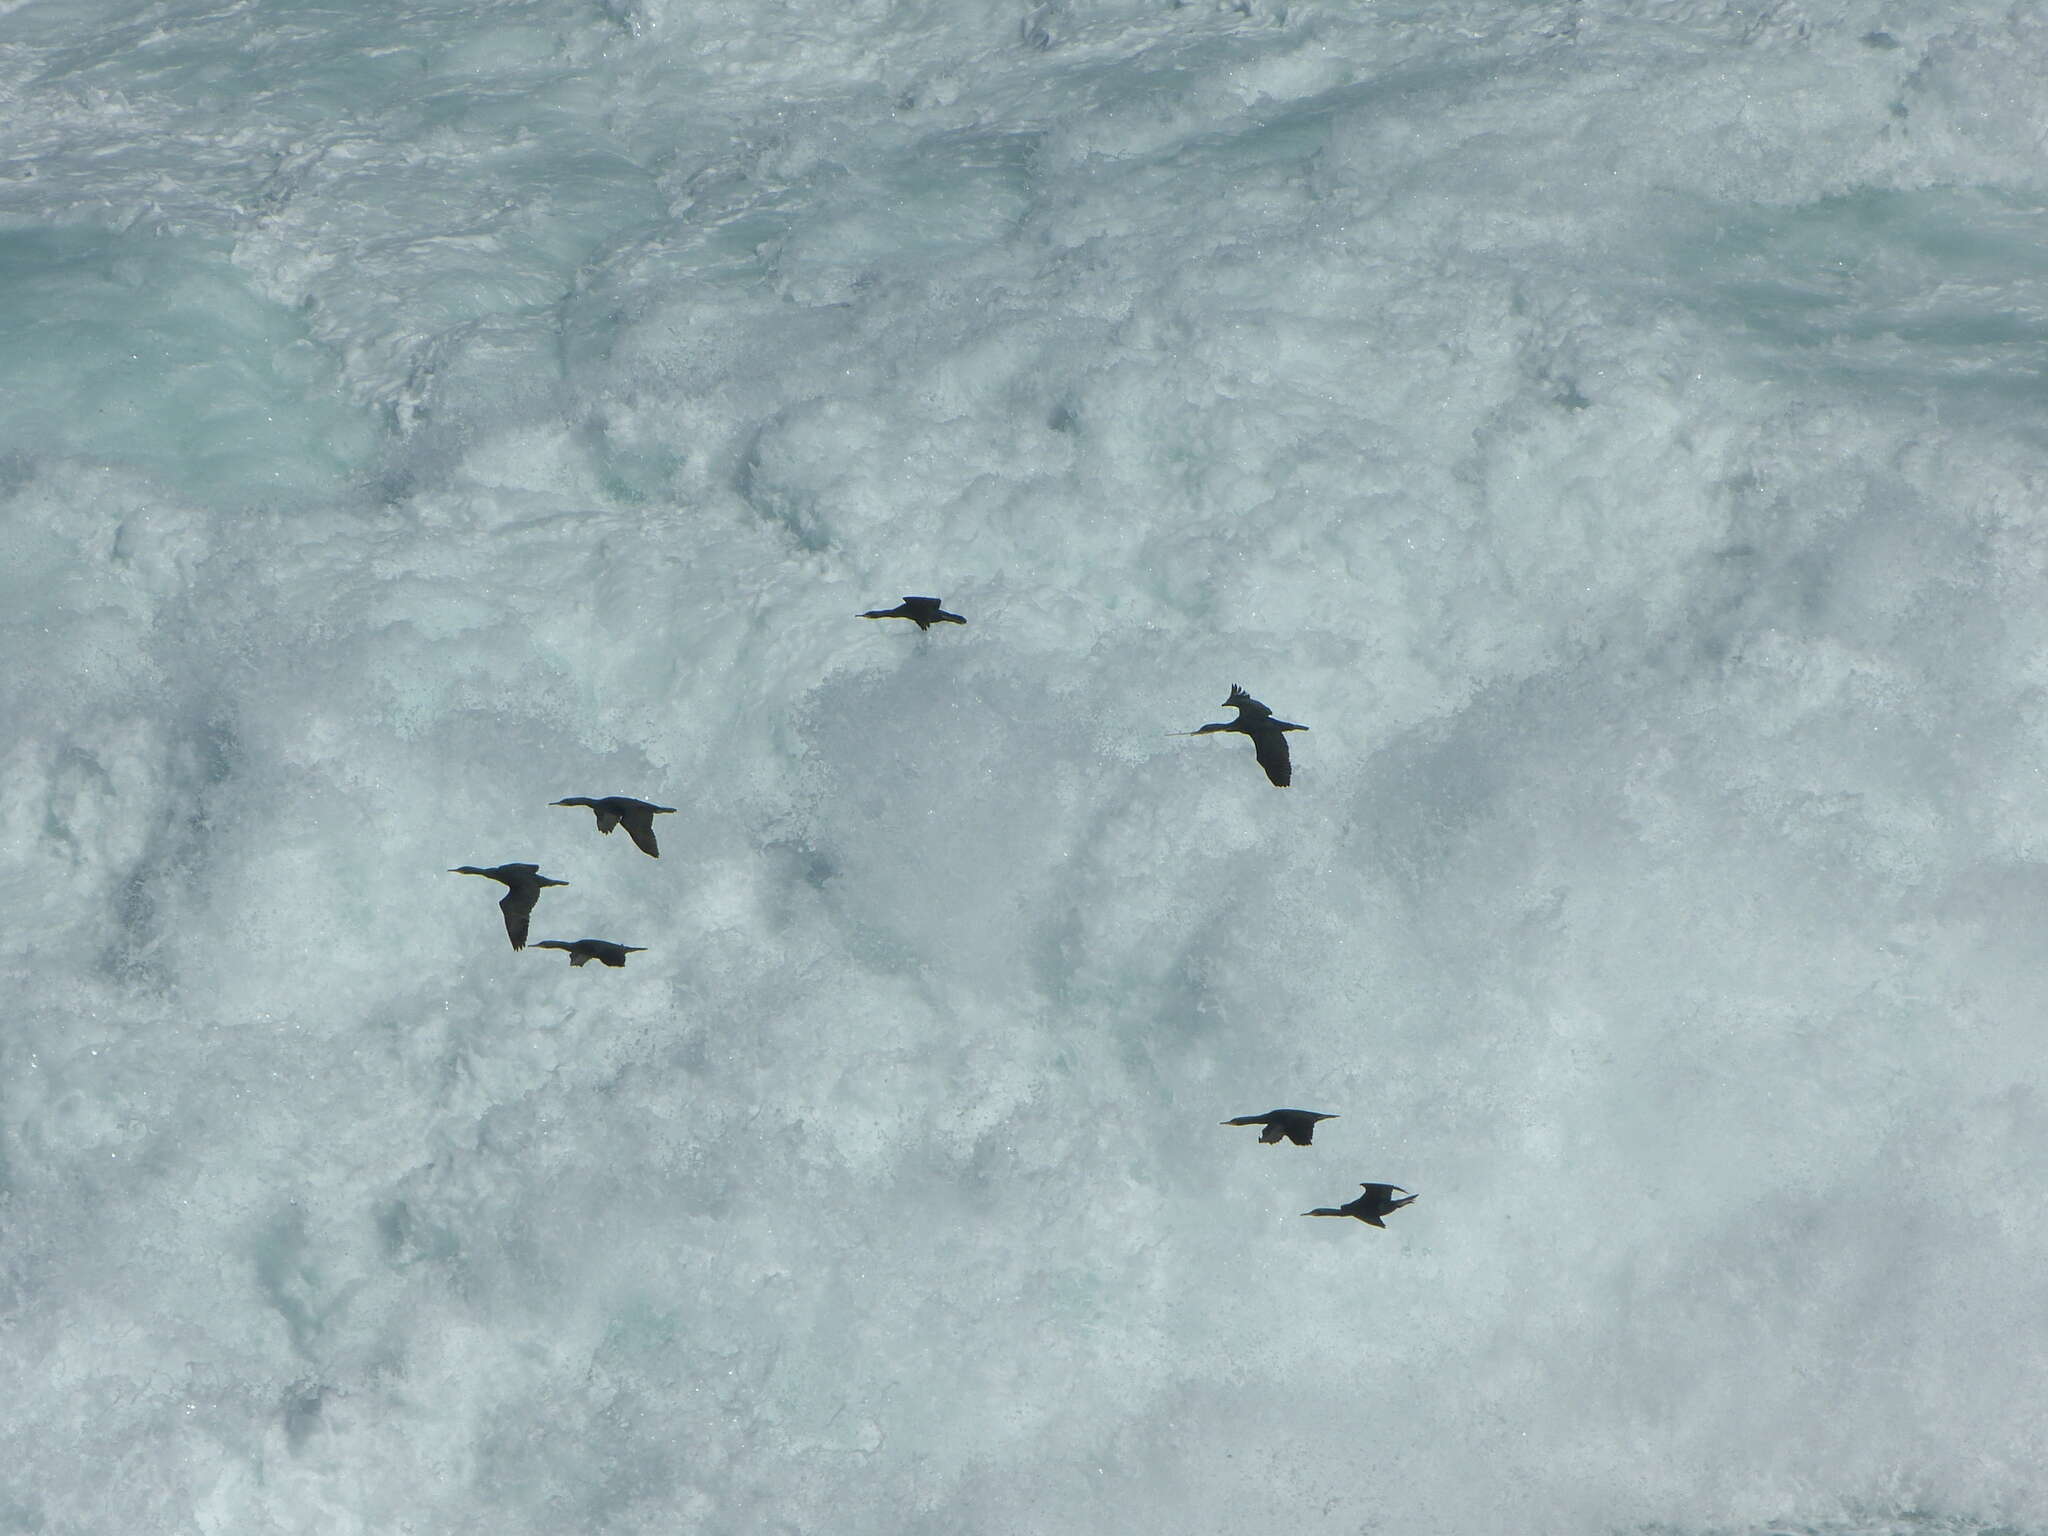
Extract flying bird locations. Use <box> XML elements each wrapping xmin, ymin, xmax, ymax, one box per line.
<box><xmin>860</xmin><ymin>596</ymin><xmax>966</xmax><ymax>631</ymax></box>
<box><xmin>449</xmin><ymin>863</ymin><xmax>569</xmax><ymax>951</ymax></box>
<box><xmin>1223</xmin><ymin>1109</ymin><xmax>1338</xmax><ymax>1146</ymax></box>
<box><xmin>1303</xmin><ymin>1183</ymin><xmax>1418</xmax><ymax>1229</ymax></box>
<box><xmin>531</xmin><ymin>939</ymin><xmax>647</xmax><ymax>968</ymax></box>
<box><xmin>1182</xmin><ymin>685</ymin><xmax>1308</xmax><ymax>786</ymax></box>
<box><xmin>553</xmin><ymin>795</ymin><xmax>675</xmax><ymax>858</ymax></box>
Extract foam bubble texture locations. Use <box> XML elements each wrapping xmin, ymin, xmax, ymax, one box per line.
<box><xmin>3</xmin><ymin>0</ymin><xmax>2047</xmax><ymax>1531</ymax></box>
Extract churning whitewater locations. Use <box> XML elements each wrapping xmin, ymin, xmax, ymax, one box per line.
<box><xmin>4</xmin><ymin>0</ymin><xmax>2048</xmax><ymax>1532</ymax></box>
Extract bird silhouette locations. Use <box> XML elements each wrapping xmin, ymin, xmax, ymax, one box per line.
<box><xmin>553</xmin><ymin>796</ymin><xmax>675</xmax><ymax>858</ymax></box>
<box><xmin>859</xmin><ymin>596</ymin><xmax>965</xmax><ymax>631</ymax></box>
<box><xmin>1223</xmin><ymin>1109</ymin><xmax>1338</xmax><ymax>1146</ymax></box>
<box><xmin>1303</xmin><ymin>1183</ymin><xmax>1418</xmax><ymax>1229</ymax></box>
<box><xmin>1183</xmin><ymin>685</ymin><xmax>1307</xmax><ymax>786</ymax></box>
<box><xmin>531</xmin><ymin>939</ymin><xmax>646</xmax><ymax>968</ymax></box>
<box><xmin>449</xmin><ymin>863</ymin><xmax>569</xmax><ymax>951</ymax></box>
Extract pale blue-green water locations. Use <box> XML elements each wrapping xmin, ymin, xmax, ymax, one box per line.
<box><xmin>4</xmin><ymin>0</ymin><xmax>2047</xmax><ymax>1531</ymax></box>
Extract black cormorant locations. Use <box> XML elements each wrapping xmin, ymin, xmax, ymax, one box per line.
<box><xmin>552</xmin><ymin>796</ymin><xmax>676</xmax><ymax>858</ymax></box>
<box><xmin>1223</xmin><ymin>1109</ymin><xmax>1338</xmax><ymax>1146</ymax></box>
<box><xmin>531</xmin><ymin>939</ymin><xmax>646</xmax><ymax>968</ymax></box>
<box><xmin>1303</xmin><ymin>1183</ymin><xmax>1418</xmax><ymax>1228</ymax></box>
<box><xmin>860</xmin><ymin>596</ymin><xmax>965</xmax><ymax>630</ymax></box>
<box><xmin>1184</xmin><ymin>686</ymin><xmax>1307</xmax><ymax>787</ymax></box>
<box><xmin>450</xmin><ymin>863</ymin><xmax>568</xmax><ymax>951</ymax></box>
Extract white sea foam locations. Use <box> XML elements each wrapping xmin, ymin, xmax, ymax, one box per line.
<box><xmin>4</xmin><ymin>0</ymin><xmax>2047</xmax><ymax>1531</ymax></box>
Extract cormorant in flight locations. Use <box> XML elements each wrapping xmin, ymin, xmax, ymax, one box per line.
<box><xmin>1184</xmin><ymin>685</ymin><xmax>1308</xmax><ymax>787</ymax></box>
<box><xmin>1223</xmin><ymin>1109</ymin><xmax>1338</xmax><ymax>1146</ymax></box>
<box><xmin>449</xmin><ymin>863</ymin><xmax>568</xmax><ymax>951</ymax></box>
<box><xmin>553</xmin><ymin>795</ymin><xmax>675</xmax><ymax>858</ymax></box>
<box><xmin>1303</xmin><ymin>1183</ymin><xmax>1418</xmax><ymax>1229</ymax></box>
<box><xmin>860</xmin><ymin>596</ymin><xmax>965</xmax><ymax>631</ymax></box>
<box><xmin>531</xmin><ymin>939</ymin><xmax>647</xmax><ymax>968</ymax></box>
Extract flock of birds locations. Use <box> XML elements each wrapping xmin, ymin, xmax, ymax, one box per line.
<box><xmin>448</xmin><ymin>795</ymin><xmax>669</xmax><ymax>964</ymax></box>
<box><xmin>1222</xmin><ymin>1110</ymin><xmax>1418</xmax><ymax>1229</ymax></box>
<box><xmin>450</xmin><ymin>596</ymin><xmax>1417</xmax><ymax>1232</ymax></box>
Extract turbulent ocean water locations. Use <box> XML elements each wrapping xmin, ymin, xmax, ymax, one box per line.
<box><xmin>5</xmin><ymin>0</ymin><xmax>2048</xmax><ymax>1530</ymax></box>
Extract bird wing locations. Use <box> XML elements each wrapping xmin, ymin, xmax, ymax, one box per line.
<box><xmin>1252</xmin><ymin>729</ymin><xmax>1292</xmax><ymax>787</ymax></box>
<box><xmin>594</xmin><ymin>808</ymin><xmax>620</xmax><ymax>835</ymax></box>
<box><xmin>1282</xmin><ymin>1122</ymin><xmax>1314</xmax><ymax>1146</ymax></box>
<box><xmin>1227</xmin><ymin>686</ymin><xmax>1272</xmax><ymax>720</ymax></box>
<box><xmin>500</xmin><ymin>893</ymin><xmax>532</xmax><ymax>950</ymax></box>
<box><xmin>620</xmin><ymin>808</ymin><xmax>660</xmax><ymax>858</ymax></box>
